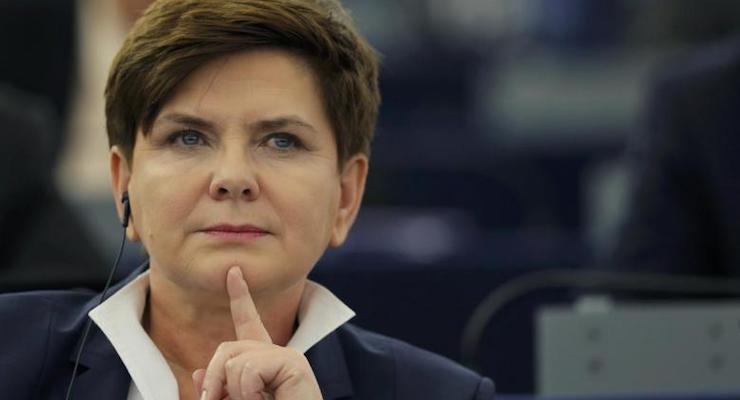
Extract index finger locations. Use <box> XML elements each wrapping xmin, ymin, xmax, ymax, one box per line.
<box><xmin>226</xmin><ymin>266</ymin><xmax>272</xmax><ymax>343</ymax></box>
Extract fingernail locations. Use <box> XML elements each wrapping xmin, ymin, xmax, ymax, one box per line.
<box><xmin>200</xmin><ymin>389</ymin><xmax>208</xmax><ymax>400</ymax></box>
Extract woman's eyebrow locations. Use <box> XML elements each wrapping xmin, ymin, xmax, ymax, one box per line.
<box><xmin>156</xmin><ymin>112</ymin><xmax>217</xmax><ymax>131</ymax></box>
<box><xmin>155</xmin><ymin>113</ymin><xmax>318</xmax><ymax>136</ymax></box>
<box><xmin>248</xmin><ymin>116</ymin><xmax>318</xmax><ymax>134</ymax></box>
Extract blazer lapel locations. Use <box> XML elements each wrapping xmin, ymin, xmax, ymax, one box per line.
<box><xmin>62</xmin><ymin>263</ymin><xmax>150</xmax><ymax>400</ymax></box>
<box><xmin>64</xmin><ymin>326</ymin><xmax>131</xmax><ymax>400</ymax></box>
<box><xmin>306</xmin><ymin>330</ymin><xmax>354</xmax><ymax>399</ymax></box>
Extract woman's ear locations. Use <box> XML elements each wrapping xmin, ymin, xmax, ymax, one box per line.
<box><xmin>330</xmin><ymin>154</ymin><xmax>368</xmax><ymax>247</ymax></box>
<box><xmin>110</xmin><ymin>146</ymin><xmax>140</xmax><ymax>241</ymax></box>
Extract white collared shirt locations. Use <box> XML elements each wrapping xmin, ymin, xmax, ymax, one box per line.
<box><xmin>88</xmin><ymin>271</ymin><xmax>355</xmax><ymax>400</ymax></box>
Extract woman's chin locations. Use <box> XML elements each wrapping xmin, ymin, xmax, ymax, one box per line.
<box><xmin>151</xmin><ymin>253</ymin><xmax>302</xmax><ymax>297</ymax></box>
<box><xmin>188</xmin><ymin>262</ymin><xmax>271</xmax><ymax>294</ymax></box>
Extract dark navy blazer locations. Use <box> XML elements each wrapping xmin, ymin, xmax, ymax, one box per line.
<box><xmin>0</xmin><ymin>266</ymin><xmax>494</xmax><ymax>399</ymax></box>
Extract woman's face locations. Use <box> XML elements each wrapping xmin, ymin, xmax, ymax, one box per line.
<box><xmin>111</xmin><ymin>49</ymin><xmax>367</xmax><ymax>296</ymax></box>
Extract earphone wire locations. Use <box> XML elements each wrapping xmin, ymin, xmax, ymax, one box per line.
<box><xmin>64</xmin><ymin>217</ymin><xmax>128</xmax><ymax>399</ymax></box>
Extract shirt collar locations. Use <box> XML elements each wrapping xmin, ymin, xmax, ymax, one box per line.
<box><xmin>288</xmin><ymin>278</ymin><xmax>356</xmax><ymax>352</ymax></box>
<box><xmin>89</xmin><ymin>271</ymin><xmax>355</xmax><ymax>400</ymax></box>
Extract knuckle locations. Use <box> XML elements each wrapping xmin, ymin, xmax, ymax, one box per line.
<box><xmin>289</xmin><ymin>365</ymin><xmax>308</xmax><ymax>380</ymax></box>
<box><xmin>278</xmin><ymin>349</ymin><xmax>312</xmax><ymax>380</ymax></box>
<box><xmin>285</xmin><ymin>347</ymin><xmax>309</xmax><ymax>365</ymax></box>
<box><xmin>281</xmin><ymin>364</ymin><xmax>311</xmax><ymax>386</ymax></box>
<box><xmin>216</xmin><ymin>342</ymin><xmax>229</xmax><ymax>353</ymax></box>
<box><xmin>241</xmin><ymin>360</ymin><xmax>254</xmax><ymax>372</ymax></box>
<box><xmin>216</xmin><ymin>341</ymin><xmax>237</xmax><ymax>354</ymax></box>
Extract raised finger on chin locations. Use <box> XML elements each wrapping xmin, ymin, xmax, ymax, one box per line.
<box><xmin>226</xmin><ymin>267</ymin><xmax>272</xmax><ymax>343</ymax></box>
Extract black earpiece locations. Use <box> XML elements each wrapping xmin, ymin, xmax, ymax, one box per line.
<box><xmin>121</xmin><ymin>191</ymin><xmax>131</xmax><ymax>228</ymax></box>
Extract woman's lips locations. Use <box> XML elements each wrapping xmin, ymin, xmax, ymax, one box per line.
<box><xmin>199</xmin><ymin>224</ymin><xmax>269</xmax><ymax>240</ymax></box>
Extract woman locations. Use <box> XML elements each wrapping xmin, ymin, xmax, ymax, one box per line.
<box><xmin>0</xmin><ymin>0</ymin><xmax>495</xmax><ymax>399</ymax></box>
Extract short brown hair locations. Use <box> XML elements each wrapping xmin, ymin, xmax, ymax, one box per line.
<box><xmin>105</xmin><ymin>0</ymin><xmax>380</xmax><ymax>167</ymax></box>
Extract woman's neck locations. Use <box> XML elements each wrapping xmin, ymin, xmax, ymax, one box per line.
<box><xmin>144</xmin><ymin>271</ymin><xmax>304</xmax><ymax>373</ymax></box>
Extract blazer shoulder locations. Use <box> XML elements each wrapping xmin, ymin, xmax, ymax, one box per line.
<box><xmin>0</xmin><ymin>290</ymin><xmax>96</xmax><ymax>396</ymax></box>
<box><xmin>337</xmin><ymin>323</ymin><xmax>495</xmax><ymax>399</ymax></box>
<box><xmin>0</xmin><ymin>289</ymin><xmax>98</xmax><ymax>322</ymax></box>
<box><xmin>0</xmin><ymin>289</ymin><xmax>97</xmax><ymax>351</ymax></box>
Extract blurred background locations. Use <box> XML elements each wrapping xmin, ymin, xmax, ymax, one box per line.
<box><xmin>2</xmin><ymin>0</ymin><xmax>740</xmax><ymax>396</ymax></box>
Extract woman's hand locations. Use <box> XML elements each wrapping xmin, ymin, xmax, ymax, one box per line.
<box><xmin>193</xmin><ymin>267</ymin><xmax>323</xmax><ymax>400</ymax></box>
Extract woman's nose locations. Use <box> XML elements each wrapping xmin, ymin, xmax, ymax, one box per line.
<box><xmin>208</xmin><ymin>149</ymin><xmax>260</xmax><ymax>201</ymax></box>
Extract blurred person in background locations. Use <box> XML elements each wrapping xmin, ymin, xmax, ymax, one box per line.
<box><xmin>0</xmin><ymin>0</ymin><xmax>495</xmax><ymax>399</ymax></box>
<box><xmin>0</xmin><ymin>85</ymin><xmax>106</xmax><ymax>289</ymax></box>
<box><xmin>0</xmin><ymin>0</ymin><xmax>154</xmax><ymax>288</ymax></box>
<box><xmin>0</xmin><ymin>0</ymin><xmax>151</xmax><ymax>175</ymax></box>
<box><xmin>610</xmin><ymin>38</ymin><xmax>740</xmax><ymax>277</ymax></box>
<box><xmin>58</xmin><ymin>0</ymin><xmax>154</xmax><ymax>199</ymax></box>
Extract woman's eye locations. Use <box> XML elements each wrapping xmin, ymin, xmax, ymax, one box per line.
<box><xmin>265</xmin><ymin>133</ymin><xmax>302</xmax><ymax>151</ymax></box>
<box><xmin>168</xmin><ymin>130</ymin><xmax>205</xmax><ymax>146</ymax></box>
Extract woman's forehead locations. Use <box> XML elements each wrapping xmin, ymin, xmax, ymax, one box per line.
<box><xmin>158</xmin><ymin>49</ymin><xmax>326</xmax><ymax>124</ymax></box>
